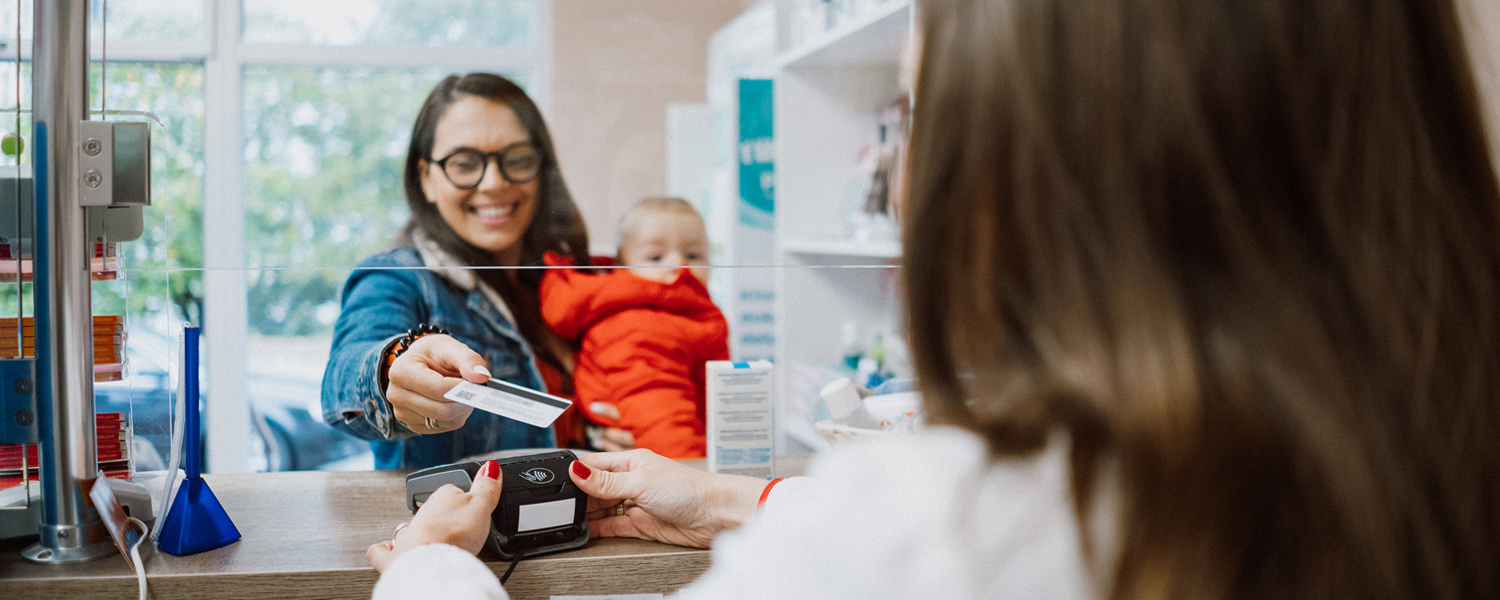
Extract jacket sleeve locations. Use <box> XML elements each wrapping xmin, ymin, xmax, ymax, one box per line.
<box><xmin>372</xmin><ymin>543</ymin><xmax>508</xmax><ymax>600</ymax></box>
<box><xmin>320</xmin><ymin>260</ymin><xmax>427</xmax><ymax>442</ymax></box>
<box><xmin>595</xmin><ymin>311</ymin><xmax>707</xmax><ymax>459</ymax></box>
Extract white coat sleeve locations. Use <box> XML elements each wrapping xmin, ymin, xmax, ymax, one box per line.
<box><xmin>371</xmin><ymin>543</ymin><xmax>509</xmax><ymax>600</ymax></box>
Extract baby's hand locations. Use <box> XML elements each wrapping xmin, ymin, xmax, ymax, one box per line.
<box><xmin>589</xmin><ymin>403</ymin><xmax>637</xmax><ymax>452</ymax></box>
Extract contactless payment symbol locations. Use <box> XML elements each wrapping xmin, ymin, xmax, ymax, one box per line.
<box><xmin>520</xmin><ymin>468</ymin><xmax>554</xmax><ymax>484</ymax></box>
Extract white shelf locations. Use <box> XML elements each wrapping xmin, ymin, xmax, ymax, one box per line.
<box><xmin>770</xmin><ymin>0</ymin><xmax>913</xmax><ymax>455</ymax></box>
<box><xmin>776</xmin><ymin>0</ymin><xmax>911</xmax><ymax>69</ymax></box>
<box><xmin>780</xmin><ymin>238</ymin><xmax>902</xmax><ymax>259</ymax></box>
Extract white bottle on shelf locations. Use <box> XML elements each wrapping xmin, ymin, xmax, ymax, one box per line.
<box><xmin>820</xmin><ymin>377</ymin><xmax>879</xmax><ymax>429</ymax></box>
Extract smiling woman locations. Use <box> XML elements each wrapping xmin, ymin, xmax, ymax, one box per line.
<box><xmin>319</xmin><ymin>73</ymin><xmax>591</xmax><ymax>470</ymax></box>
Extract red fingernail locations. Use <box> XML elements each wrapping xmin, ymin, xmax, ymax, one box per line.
<box><xmin>481</xmin><ymin>460</ymin><xmax>499</xmax><ymax>480</ymax></box>
<box><xmin>571</xmin><ymin>460</ymin><xmax>592</xmax><ymax>479</ymax></box>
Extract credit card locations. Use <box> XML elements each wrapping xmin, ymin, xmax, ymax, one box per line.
<box><xmin>444</xmin><ymin>378</ymin><xmax>572</xmax><ymax>429</ymax></box>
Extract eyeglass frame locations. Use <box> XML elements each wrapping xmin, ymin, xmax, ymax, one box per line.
<box><xmin>427</xmin><ymin>142</ymin><xmax>545</xmax><ymax>189</ymax></box>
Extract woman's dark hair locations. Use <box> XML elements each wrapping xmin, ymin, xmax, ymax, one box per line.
<box><xmin>402</xmin><ymin>73</ymin><xmax>590</xmax><ymax>379</ymax></box>
<box><xmin>906</xmin><ymin>1</ymin><xmax>1500</xmax><ymax>599</ymax></box>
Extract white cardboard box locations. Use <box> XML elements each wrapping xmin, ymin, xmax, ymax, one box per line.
<box><xmin>705</xmin><ymin>360</ymin><xmax>775</xmax><ymax>478</ymax></box>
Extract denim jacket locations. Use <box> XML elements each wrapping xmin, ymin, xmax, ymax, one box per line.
<box><xmin>320</xmin><ymin>243</ymin><xmax>555</xmax><ymax>470</ymax></box>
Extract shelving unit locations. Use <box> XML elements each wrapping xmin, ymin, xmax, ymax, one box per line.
<box><xmin>780</xmin><ymin>238</ymin><xmax>902</xmax><ymax>259</ymax></box>
<box><xmin>775</xmin><ymin>1</ymin><xmax>912</xmax><ymax>69</ymax></box>
<box><xmin>772</xmin><ymin>0</ymin><xmax>912</xmax><ymax>453</ymax></box>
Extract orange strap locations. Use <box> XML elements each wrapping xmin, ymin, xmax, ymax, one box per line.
<box><xmin>758</xmin><ymin>478</ymin><xmax>785</xmax><ymax>509</ymax></box>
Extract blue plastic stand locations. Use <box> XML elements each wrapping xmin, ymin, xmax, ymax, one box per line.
<box><xmin>157</xmin><ymin>325</ymin><xmax>240</xmax><ymax>556</ymax></box>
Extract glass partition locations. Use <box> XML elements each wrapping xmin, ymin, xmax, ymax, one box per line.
<box><xmin>63</xmin><ymin>0</ymin><xmax>917</xmax><ymax>474</ymax></box>
<box><xmin>87</xmin><ymin>61</ymin><xmax>204</xmax><ymax>470</ymax></box>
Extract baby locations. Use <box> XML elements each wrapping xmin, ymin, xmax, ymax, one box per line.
<box><xmin>540</xmin><ymin>197</ymin><xmax>729</xmax><ymax>458</ymax></box>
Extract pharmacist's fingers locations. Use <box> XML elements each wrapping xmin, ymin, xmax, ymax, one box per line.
<box><xmin>568</xmin><ymin>450</ymin><xmax>669</xmax><ymax>501</ymax></box>
<box><xmin>575</xmin><ymin>448</ymin><xmax>656</xmax><ymax>473</ymax></box>
<box><xmin>367</xmin><ymin>539</ymin><xmax>395</xmax><ymax>572</ymax></box>
<box><xmin>586</xmin><ymin>500</ymin><xmax>628</xmax><ymax>520</ymax></box>
<box><xmin>466</xmin><ymin>461</ymin><xmax>503</xmax><ymax>512</ymax></box>
<box><xmin>587</xmin><ymin>507</ymin><xmax>711</xmax><ymax>548</ymax></box>
<box><xmin>588</xmin><ymin>511</ymin><xmax>647</xmax><ymax>539</ymax></box>
<box><xmin>569</xmin><ymin>458</ymin><xmax>639</xmax><ymax>503</ymax></box>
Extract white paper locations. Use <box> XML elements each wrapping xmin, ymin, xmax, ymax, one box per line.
<box><xmin>517</xmin><ymin>498</ymin><xmax>576</xmax><ymax>533</ymax></box>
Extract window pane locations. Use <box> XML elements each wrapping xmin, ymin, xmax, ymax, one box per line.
<box><xmin>0</xmin><ymin>2</ymin><xmax>31</xmax><ymax>46</ymax></box>
<box><xmin>242</xmin><ymin>67</ymin><xmax>459</xmax><ymax>470</ymax></box>
<box><xmin>91</xmin><ymin>0</ymin><xmax>206</xmax><ymax>44</ymax></box>
<box><xmin>242</xmin><ymin>0</ymin><xmax>532</xmax><ymax>47</ymax></box>
<box><xmin>242</xmin><ymin>66</ymin><xmax>448</xmax><ymax>301</ymax></box>
<box><xmin>0</xmin><ymin>1</ymin><xmax>205</xmax><ymax>45</ymax></box>
<box><xmin>0</xmin><ymin>62</ymin><xmax>30</xmax><ymax>154</ymax></box>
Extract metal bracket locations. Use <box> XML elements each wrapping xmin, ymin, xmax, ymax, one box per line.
<box><xmin>77</xmin><ymin>120</ymin><xmax>150</xmax><ymax>207</ymax></box>
<box><xmin>0</xmin><ymin>357</ymin><xmax>36</xmax><ymax>445</ymax></box>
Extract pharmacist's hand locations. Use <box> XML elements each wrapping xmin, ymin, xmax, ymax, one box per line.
<box><xmin>568</xmin><ymin>451</ymin><xmax>767</xmax><ymax>549</ymax></box>
<box><xmin>386</xmin><ymin>334</ymin><xmax>489</xmax><ymax>434</ymax></box>
<box><xmin>368</xmin><ymin>460</ymin><xmax>502</xmax><ymax>572</ymax></box>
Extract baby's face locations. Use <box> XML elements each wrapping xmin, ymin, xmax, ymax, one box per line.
<box><xmin>618</xmin><ymin>211</ymin><xmax>710</xmax><ymax>284</ymax></box>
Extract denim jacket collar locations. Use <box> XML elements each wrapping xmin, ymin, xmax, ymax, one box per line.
<box><xmin>411</xmin><ymin>227</ymin><xmax>519</xmax><ymax>335</ymax></box>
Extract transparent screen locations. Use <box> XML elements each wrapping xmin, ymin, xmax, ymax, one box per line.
<box><xmin>0</xmin><ymin>0</ymin><xmax>921</xmax><ymax>483</ymax></box>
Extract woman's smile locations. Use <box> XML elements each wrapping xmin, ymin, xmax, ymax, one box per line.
<box><xmin>420</xmin><ymin>95</ymin><xmax>541</xmax><ymax>265</ymax></box>
<box><xmin>470</xmin><ymin>203</ymin><xmax>517</xmax><ymax>224</ymax></box>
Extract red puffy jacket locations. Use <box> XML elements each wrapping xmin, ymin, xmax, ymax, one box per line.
<box><xmin>540</xmin><ymin>253</ymin><xmax>729</xmax><ymax>458</ymax></box>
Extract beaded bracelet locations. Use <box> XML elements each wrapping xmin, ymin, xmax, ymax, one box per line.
<box><xmin>378</xmin><ymin>324</ymin><xmax>451</xmax><ymax>394</ymax></box>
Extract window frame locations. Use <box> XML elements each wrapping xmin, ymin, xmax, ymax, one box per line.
<box><xmin>46</xmin><ymin>0</ymin><xmax>554</xmax><ymax>473</ymax></box>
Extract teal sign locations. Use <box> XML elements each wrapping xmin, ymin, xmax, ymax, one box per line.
<box><xmin>738</xmin><ymin>79</ymin><xmax>774</xmax><ymax>230</ymax></box>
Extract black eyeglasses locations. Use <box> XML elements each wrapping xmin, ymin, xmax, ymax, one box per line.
<box><xmin>429</xmin><ymin>143</ymin><xmax>543</xmax><ymax>189</ymax></box>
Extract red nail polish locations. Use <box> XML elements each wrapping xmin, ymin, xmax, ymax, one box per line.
<box><xmin>571</xmin><ymin>460</ymin><xmax>592</xmax><ymax>479</ymax></box>
<box><xmin>481</xmin><ymin>460</ymin><xmax>500</xmax><ymax>479</ymax></box>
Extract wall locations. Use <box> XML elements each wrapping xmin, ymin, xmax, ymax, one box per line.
<box><xmin>550</xmin><ymin>0</ymin><xmax>756</xmax><ymax>253</ymax></box>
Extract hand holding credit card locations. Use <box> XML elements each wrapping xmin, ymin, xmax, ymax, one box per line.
<box><xmin>444</xmin><ymin>377</ymin><xmax>573</xmax><ymax>428</ymax></box>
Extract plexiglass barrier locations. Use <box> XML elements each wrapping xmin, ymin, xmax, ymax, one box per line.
<box><xmin>0</xmin><ymin>0</ymin><xmax>916</xmax><ymax>479</ymax></box>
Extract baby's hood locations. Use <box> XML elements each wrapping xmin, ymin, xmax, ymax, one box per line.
<box><xmin>540</xmin><ymin>252</ymin><xmax>720</xmax><ymax>341</ymax></box>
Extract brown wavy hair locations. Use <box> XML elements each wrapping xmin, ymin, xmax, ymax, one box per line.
<box><xmin>905</xmin><ymin>1</ymin><xmax>1500</xmax><ymax>598</ymax></box>
<box><xmin>402</xmin><ymin>73</ymin><xmax>590</xmax><ymax>379</ymax></box>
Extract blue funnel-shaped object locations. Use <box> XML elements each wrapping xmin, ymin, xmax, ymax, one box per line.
<box><xmin>158</xmin><ymin>477</ymin><xmax>239</xmax><ymax>555</ymax></box>
<box><xmin>157</xmin><ymin>325</ymin><xmax>240</xmax><ymax>556</ymax></box>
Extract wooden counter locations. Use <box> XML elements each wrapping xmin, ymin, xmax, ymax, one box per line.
<box><xmin>0</xmin><ymin>456</ymin><xmax>810</xmax><ymax>599</ymax></box>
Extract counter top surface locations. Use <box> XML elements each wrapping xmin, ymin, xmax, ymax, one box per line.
<box><xmin>0</xmin><ymin>454</ymin><xmax>811</xmax><ymax>600</ymax></box>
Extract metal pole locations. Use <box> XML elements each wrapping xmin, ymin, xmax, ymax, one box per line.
<box><xmin>21</xmin><ymin>0</ymin><xmax>112</xmax><ymax>564</ymax></box>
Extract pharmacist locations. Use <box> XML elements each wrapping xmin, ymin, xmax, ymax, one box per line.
<box><xmin>368</xmin><ymin>0</ymin><xmax>1500</xmax><ymax>597</ymax></box>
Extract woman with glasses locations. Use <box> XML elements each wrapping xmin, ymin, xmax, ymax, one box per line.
<box><xmin>321</xmin><ymin>73</ymin><xmax>595</xmax><ymax>469</ymax></box>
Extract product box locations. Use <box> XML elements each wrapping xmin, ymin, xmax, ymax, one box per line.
<box><xmin>705</xmin><ymin>360</ymin><xmax>775</xmax><ymax>479</ymax></box>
